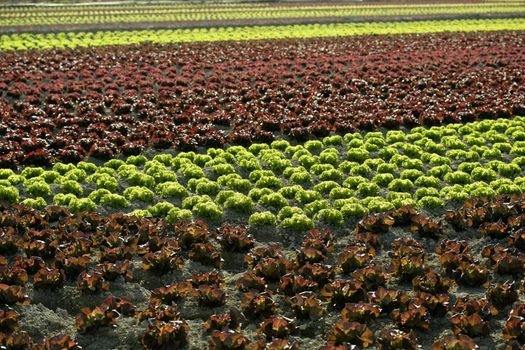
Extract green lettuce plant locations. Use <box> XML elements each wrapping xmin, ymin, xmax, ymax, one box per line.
<box><xmin>400</xmin><ymin>169</ymin><xmax>424</xmax><ymax>182</ymax></box>
<box><xmin>304</xmin><ymin>199</ymin><xmax>329</xmax><ymax>216</ymax></box>
<box><xmin>52</xmin><ymin>162</ymin><xmax>76</xmax><ymax>175</ymax></box>
<box><xmin>155</xmin><ymin>181</ymin><xmax>189</xmax><ymax>199</ymax></box>
<box><xmin>496</xmin><ymin>184</ymin><xmax>522</xmax><ymax>195</ymax></box>
<box><xmin>195</xmin><ymin>180</ymin><xmax>220</xmax><ymax>196</ymax></box>
<box><xmin>349</xmin><ymin>164</ymin><xmax>372</xmax><ymax>177</ymax></box>
<box><xmin>386</xmin><ymin>130</ymin><xmax>406</xmax><ymax>143</ymax></box>
<box><xmin>340</xmin><ymin>203</ymin><xmax>368</xmax><ymax>218</ymax></box>
<box><xmin>323</xmin><ymin>135</ymin><xmax>344</xmax><ymax>146</ymax></box>
<box><xmin>212</xmin><ymin>163</ymin><xmax>236</xmax><ymax>176</ymax></box>
<box><xmin>248</xmin><ymin>188</ymin><xmax>273</xmax><ymax>202</ymax></box>
<box><xmin>289</xmin><ymin>171</ymin><xmax>313</xmax><ymax>184</ymax></box>
<box><xmin>376</xmin><ymin>163</ymin><xmax>398</xmax><ymax>174</ymax></box>
<box><xmin>40</xmin><ymin>170</ymin><xmax>61</xmax><ymax>183</ymax></box>
<box><xmin>364</xmin><ymin>158</ymin><xmax>385</xmax><ymax>170</ymax></box>
<box><xmin>21</xmin><ymin>167</ymin><xmax>44</xmax><ymax>179</ymax></box>
<box><xmin>60</xmin><ymin>180</ymin><xmax>83</xmax><ymax>196</ymax></box>
<box><xmin>5</xmin><ymin>175</ymin><xmax>22</xmax><ymax>186</ymax></box>
<box><xmin>343</xmin><ymin>176</ymin><xmax>368</xmax><ymax>190</ymax></box>
<box><xmin>123</xmin><ymin>186</ymin><xmax>154</xmax><ymax>202</ymax></box>
<box><xmin>365</xmin><ymin>197</ymin><xmax>394</xmax><ymax>213</ymax></box>
<box><xmin>414</xmin><ymin>176</ymin><xmax>440</xmax><ymax>188</ymax></box>
<box><xmin>193</xmin><ymin>201</ymin><xmax>223</xmax><ymax>221</ymax></box>
<box><xmin>413</xmin><ymin>187</ymin><xmax>440</xmax><ymax>201</ymax></box>
<box><xmin>329</xmin><ymin>187</ymin><xmax>354</xmax><ymax>200</ymax></box>
<box><xmin>304</xmin><ymin>140</ymin><xmax>323</xmax><ymax>152</ymax></box>
<box><xmin>249</xmin><ymin>143</ymin><xmax>270</xmax><ymax>156</ymax></box>
<box><xmin>297</xmin><ymin>154</ymin><xmax>319</xmax><ymax>169</ymax></box>
<box><xmin>319</xmin><ymin>169</ymin><xmax>344</xmax><ymax>181</ymax></box>
<box><xmin>181</xmin><ymin>164</ymin><xmax>205</xmax><ymax>179</ymax></box>
<box><xmin>228</xmin><ymin>178</ymin><xmax>251</xmax><ymax>192</ymax></box>
<box><xmin>258</xmin><ymin>193</ymin><xmax>288</xmax><ymax>209</ymax></box>
<box><xmin>372</xmin><ymin>173</ymin><xmax>394</xmax><ymax>187</ymax></box>
<box><xmin>249</xmin><ymin>211</ymin><xmax>277</xmax><ymax>226</ymax></box>
<box><xmin>417</xmin><ymin>196</ymin><xmax>445</xmax><ymax>209</ymax></box>
<box><xmin>104</xmin><ymin>159</ymin><xmax>126</xmax><ymax>170</ymax></box>
<box><xmin>152</xmin><ymin>170</ymin><xmax>178</xmax><ymax>184</ymax></box>
<box><xmin>217</xmin><ymin>173</ymin><xmax>241</xmax><ymax>187</ymax></box>
<box><xmin>255</xmin><ymin>175</ymin><xmax>281</xmax><ymax>189</ymax></box>
<box><xmin>357</xmin><ymin>182</ymin><xmax>380</xmax><ymax>197</ymax></box>
<box><xmin>310</xmin><ymin>164</ymin><xmax>334</xmax><ymax>175</ymax></box>
<box><xmin>128</xmin><ymin>172</ymin><xmax>155</xmax><ymax>187</ymax></box>
<box><xmin>482</xmin><ymin>148</ymin><xmax>502</xmax><ymax>159</ymax></box>
<box><xmin>424</xmin><ymin>141</ymin><xmax>446</xmax><ymax>154</ymax></box>
<box><xmin>295</xmin><ymin>189</ymin><xmax>322</xmax><ymax>204</ymax></box>
<box><xmin>166</xmin><ymin>207</ymin><xmax>193</xmax><ymax>223</ymax></box>
<box><xmin>427</xmin><ymin>164</ymin><xmax>452</xmax><ymax>178</ymax></box>
<box><xmin>69</xmin><ymin>198</ymin><xmax>96</xmax><ymax>212</ymax></box>
<box><xmin>22</xmin><ymin>197</ymin><xmax>46</xmax><ymax>209</ymax></box>
<box><xmin>388</xmin><ymin>178</ymin><xmax>414</xmax><ymax>192</ymax></box>
<box><xmin>152</xmin><ymin>153</ymin><xmax>173</xmax><ymax>166</ymax></box>
<box><xmin>182</xmin><ymin>195</ymin><xmax>212</xmax><ymax>210</ymax></box>
<box><xmin>457</xmin><ymin>162</ymin><xmax>480</xmax><ymax>174</ymax></box>
<box><xmin>63</xmin><ymin>168</ymin><xmax>87</xmax><ymax>182</ymax></box>
<box><xmin>249</xmin><ymin>170</ymin><xmax>275</xmax><ymax>183</ymax></box>
<box><xmin>87</xmin><ymin>173</ymin><xmax>118</xmax><ymax>192</ymax></box>
<box><xmin>271</xmin><ymin>140</ymin><xmax>290</xmax><ymax>151</ymax></box>
<box><xmin>53</xmin><ymin>193</ymin><xmax>77</xmax><ymax>206</ymax></box>
<box><xmin>401</xmin><ymin>144</ymin><xmax>422</xmax><ymax>158</ymax></box>
<box><xmin>314</xmin><ymin>181</ymin><xmax>340</xmax><ymax>194</ymax></box>
<box><xmin>147</xmin><ymin>201</ymin><xmax>175</xmax><ymax>217</ymax></box>
<box><xmin>100</xmin><ymin>193</ymin><xmax>129</xmax><ymax>209</ymax></box>
<box><xmin>278</xmin><ymin>185</ymin><xmax>302</xmax><ymax>199</ymax></box>
<box><xmin>497</xmin><ymin>163</ymin><xmax>521</xmax><ymax>177</ymax></box>
<box><xmin>315</xmin><ymin>208</ymin><xmax>344</xmax><ymax>226</ymax></box>
<box><xmin>224</xmin><ymin>193</ymin><xmax>254</xmax><ymax>213</ymax></box>
<box><xmin>0</xmin><ymin>169</ymin><xmax>15</xmax><ymax>179</ymax></box>
<box><xmin>378</xmin><ymin>146</ymin><xmax>398</xmax><ymax>161</ymax></box>
<box><xmin>319</xmin><ymin>149</ymin><xmax>339</xmax><ymax>166</ymax></box>
<box><xmin>347</xmin><ymin>148</ymin><xmax>369</xmax><ymax>163</ymax></box>
<box><xmin>88</xmin><ymin>189</ymin><xmax>112</xmax><ymax>204</ymax></box>
<box><xmin>26</xmin><ymin>180</ymin><xmax>51</xmax><ymax>197</ymax></box>
<box><xmin>126</xmin><ymin>155</ymin><xmax>148</xmax><ymax>166</ymax></box>
<box><xmin>444</xmin><ymin>171</ymin><xmax>471</xmax><ymax>185</ymax></box>
<box><xmin>278</xmin><ymin>206</ymin><xmax>305</xmax><ymax>221</ymax></box>
<box><xmin>280</xmin><ymin>213</ymin><xmax>314</xmax><ymax>231</ymax></box>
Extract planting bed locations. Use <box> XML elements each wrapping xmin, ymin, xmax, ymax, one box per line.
<box><xmin>2</xmin><ymin>117</ymin><xmax>525</xmax><ymax>229</ymax></box>
<box><xmin>1</xmin><ymin>195</ymin><xmax>525</xmax><ymax>349</ymax></box>
<box><xmin>1</xmin><ymin>31</ymin><xmax>525</xmax><ymax>167</ymax></box>
<box><xmin>2</xmin><ymin>1</ymin><xmax>524</xmax><ymax>33</ymax></box>
<box><xmin>2</xmin><ymin>18</ymin><xmax>525</xmax><ymax>51</ymax></box>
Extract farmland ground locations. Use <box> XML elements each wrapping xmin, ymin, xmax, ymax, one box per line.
<box><xmin>1</xmin><ymin>1</ymin><xmax>525</xmax><ymax>349</ymax></box>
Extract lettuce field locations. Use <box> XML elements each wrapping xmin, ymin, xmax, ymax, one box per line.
<box><xmin>1</xmin><ymin>1</ymin><xmax>525</xmax><ymax>349</ymax></box>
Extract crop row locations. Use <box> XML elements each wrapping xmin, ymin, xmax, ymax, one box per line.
<box><xmin>2</xmin><ymin>2</ymin><xmax>523</xmax><ymax>27</ymax></box>
<box><xmin>2</xmin><ymin>18</ymin><xmax>525</xmax><ymax>50</ymax></box>
<box><xmin>4</xmin><ymin>2</ymin><xmax>521</xmax><ymax>16</ymax></box>
<box><xmin>1</xmin><ymin>193</ymin><xmax>525</xmax><ymax>348</ymax></box>
<box><xmin>1</xmin><ymin>31</ymin><xmax>524</xmax><ymax>166</ymax></box>
<box><xmin>2</xmin><ymin>117</ymin><xmax>525</xmax><ymax>231</ymax></box>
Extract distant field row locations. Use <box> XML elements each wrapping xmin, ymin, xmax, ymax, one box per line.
<box><xmin>2</xmin><ymin>18</ymin><xmax>525</xmax><ymax>50</ymax></box>
<box><xmin>4</xmin><ymin>1</ymin><xmax>524</xmax><ymax>13</ymax></box>
<box><xmin>2</xmin><ymin>2</ymin><xmax>524</xmax><ymax>27</ymax></box>
<box><xmin>1</xmin><ymin>30</ymin><xmax>523</xmax><ymax>168</ymax></box>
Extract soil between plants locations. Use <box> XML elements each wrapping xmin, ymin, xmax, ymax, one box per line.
<box><xmin>9</xmin><ymin>203</ymin><xmax>522</xmax><ymax>350</ymax></box>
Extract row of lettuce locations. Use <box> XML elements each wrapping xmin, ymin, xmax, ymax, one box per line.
<box><xmin>3</xmin><ymin>3</ymin><xmax>524</xmax><ymax>27</ymax></box>
<box><xmin>1</xmin><ymin>117</ymin><xmax>525</xmax><ymax>230</ymax></box>
<box><xmin>2</xmin><ymin>18</ymin><xmax>525</xmax><ymax>50</ymax></box>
